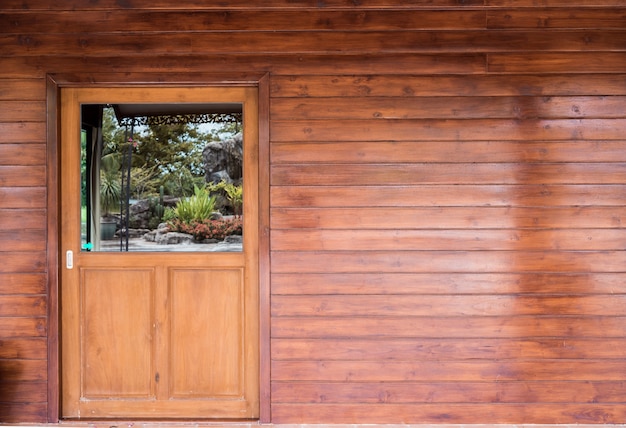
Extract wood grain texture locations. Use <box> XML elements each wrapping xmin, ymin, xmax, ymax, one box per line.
<box><xmin>0</xmin><ymin>0</ymin><xmax>486</xmax><ymax>10</ymax></box>
<box><xmin>1</xmin><ymin>0</ymin><xmax>626</xmax><ymax>424</ymax></box>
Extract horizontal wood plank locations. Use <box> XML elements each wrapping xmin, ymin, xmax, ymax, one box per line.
<box><xmin>272</xmin><ymin>380</ymin><xmax>626</xmax><ymax>403</ymax></box>
<box><xmin>0</xmin><ymin>101</ymin><xmax>46</xmax><ymax>122</ymax></box>
<box><xmin>0</xmin><ymin>188</ymin><xmax>46</xmax><ymax>209</ymax></box>
<box><xmin>0</xmin><ymin>338</ymin><xmax>46</xmax><ymax>359</ymax></box>
<box><xmin>0</xmin><ymin>381</ymin><xmax>47</xmax><ymax>403</ymax></box>
<box><xmin>0</xmin><ymin>252</ymin><xmax>46</xmax><ymax>273</ymax></box>
<box><xmin>0</xmin><ymin>229</ymin><xmax>46</xmax><ymax>252</ymax></box>
<box><xmin>271</xmin><ymin>272</ymin><xmax>626</xmax><ymax>295</ymax></box>
<box><xmin>271</xmin><ymin>228</ymin><xmax>626</xmax><ymax>252</ymax></box>
<box><xmin>0</xmin><ymin>0</ymin><xmax>486</xmax><ymax>10</ymax></box>
<box><xmin>0</xmin><ymin>10</ymin><xmax>487</xmax><ymax>34</ymax></box>
<box><xmin>0</xmin><ymin>209</ymin><xmax>46</xmax><ymax>230</ymax></box>
<box><xmin>271</xmin><ymin>185</ymin><xmax>626</xmax><ymax>207</ymax></box>
<box><xmin>271</xmin><ymin>295</ymin><xmax>626</xmax><ymax>317</ymax></box>
<box><xmin>271</xmin><ymin>74</ymin><xmax>626</xmax><ymax>97</ymax></box>
<box><xmin>0</xmin><ymin>166</ymin><xmax>46</xmax><ymax>187</ymax></box>
<box><xmin>488</xmin><ymin>0</ymin><xmax>626</xmax><ymax>5</ymax></box>
<box><xmin>4</xmin><ymin>31</ymin><xmax>626</xmax><ymax>56</ymax></box>
<box><xmin>271</xmin><ymin>316</ymin><xmax>626</xmax><ymax>338</ymax></box>
<box><xmin>0</xmin><ymin>402</ymin><xmax>46</xmax><ymax>424</ymax></box>
<box><xmin>0</xmin><ymin>144</ymin><xmax>46</xmax><ymax>165</ymax></box>
<box><xmin>271</xmin><ymin>119</ymin><xmax>626</xmax><ymax>142</ymax></box>
<box><xmin>0</xmin><ymin>317</ymin><xmax>46</xmax><ymax>338</ymax></box>
<box><xmin>0</xmin><ymin>274</ymin><xmax>46</xmax><ymax>295</ymax></box>
<box><xmin>0</xmin><ymin>359</ymin><xmax>46</xmax><ymax>381</ymax></box>
<box><xmin>271</xmin><ymin>402</ymin><xmax>626</xmax><ymax>424</ymax></box>
<box><xmin>272</xmin><ymin>96</ymin><xmax>626</xmax><ymax>120</ymax></box>
<box><xmin>271</xmin><ymin>338</ymin><xmax>626</xmax><ymax>360</ymax></box>
<box><xmin>0</xmin><ymin>53</ymin><xmax>487</xmax><ymax>78</ymax></box>
<box><xmin>271</xmin><ymin>141</ymin><xmax>626</xmax><ymax>164</ymax></box>
<box><xmin>271</xmin><ymin>163</ymin><xmax>626</xmax><ymax>185</ymax></box>
<box><xmin>0</xmin><ymin>295</ymin><xmax>46</xmax><ymax>317</ymax></box>
<box><xmin>271</xmin><ymin>250</ymin><xmax>626</xmax><ymax>274</ymax></box>
<box><xmin>0</xmin><ymin>122</ymin><xmax>45</xmax><ymax>143</ymax></box>
<box><xmin>272</xmin><ymin>360</ymin><xmax>626</xmax><ymax>381</ymax></box>
<box><xmin>488</xmin><ymin>52</ymin><xmax>626</xmax><ymax>73</ymax></box>
<box><xmin>0</xmin><ymin>79</ymin><xmax>45</xmax><ymax>100</ymax></box>
<box><xmin>487</xmin><ymin>8</ymin><xmax>626</xmax><ymax>29</ymax></box>
<box><xmin>270</xmin><ymin>207</ymin><xmax>626</xmax><ymax>229</ymax></box>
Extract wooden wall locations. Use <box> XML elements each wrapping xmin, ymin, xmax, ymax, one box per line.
<box><xmin>1</xmin><ymin>0</ymin><xmax>626</xmax><ymax>424</ymax></box>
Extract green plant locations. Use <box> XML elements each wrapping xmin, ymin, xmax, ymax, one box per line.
<box><xmin>171</xmin><ymin>185</ymin><xmax>217</xmax><ymax>223</ymax></box>
<box><xmin>100</xmin><ymin>153</ymin><xmax>122</xmax><ymax>217</ymax></box>
<box><xmin>206</xmin><ymin>180</ymin><xmax>243</xmax><ymax>215</ymax></box>
<box><xmin>224</xmin><ymin>182</ymin><xmax>243</xmax><ymax>216</ymax></box>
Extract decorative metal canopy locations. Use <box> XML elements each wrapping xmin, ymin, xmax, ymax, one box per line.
<box><xmin>111</xmin><ymin>103</ymin><xmax>243</xmax><ymax>127</ymax></box>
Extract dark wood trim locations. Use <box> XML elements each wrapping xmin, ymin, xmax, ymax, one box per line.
<box><xmin>46</xmin><ymin>74</ymin><xmax>60</xmax><ymax>423</ymax></box>
<box><xmin>44</xmin><ymin>73</ymin><xmax>271</xmax><ymax>423</ymax></box>
<box><xmin>257</xmin><ymin>72</ymin><xmax>271</xmax><ymax>424</ymax></box>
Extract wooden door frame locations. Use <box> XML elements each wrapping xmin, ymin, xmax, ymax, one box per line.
<box><xmin>46</xmin><ymin>73</ymin><xmax>271</xmax><ymax>423</ymax></box>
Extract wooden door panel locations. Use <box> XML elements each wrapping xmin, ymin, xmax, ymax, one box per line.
<box><xmin>169</xmin><ymin>268</ymin><xmax>244</xmax><ymax>398</ymax></box>
<box><xmin>81</xmin><ymin>268</ymin><xmax>155</xmax><ymax>398</ymax></box>
<box><xmin>60</xmin><ymin>86</ymin><xmax>259</xmax><ymax>419</ymax></box>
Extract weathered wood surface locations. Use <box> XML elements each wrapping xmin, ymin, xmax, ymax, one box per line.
<box><xmin>1</xmin><ymin>0</ymin><xmax>626</xmax><ymax>424</ymax></box>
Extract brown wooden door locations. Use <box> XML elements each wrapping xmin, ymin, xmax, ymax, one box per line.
<box><xmin>59</xmin><ymin>87</ymin><xmax>259</xmax><ymax>419</ymax></box>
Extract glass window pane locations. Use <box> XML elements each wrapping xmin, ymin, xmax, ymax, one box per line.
<box><xmin>80</xmin><ymin>104</ymin><xmax>243</xmax><ymax>252</ymax></box>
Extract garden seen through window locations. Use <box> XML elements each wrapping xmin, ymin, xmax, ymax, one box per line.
<box><xmin>80</xmin><ymin>103</ymin><xmax>244</xmax><ymax>252</ymax></box>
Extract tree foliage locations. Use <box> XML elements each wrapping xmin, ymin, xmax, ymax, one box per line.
<box><xmin>101</xmin><ymin>107</ymin><xmax>234</xmax><ymax>199</ymax></box>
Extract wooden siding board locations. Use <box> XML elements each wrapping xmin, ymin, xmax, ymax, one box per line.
<box><xmin>0</xmin><ymin>381</ymin><xmax>47</xmax><ymax>403</ymax></box>
<box><xmin>271</xmin><ymin>338</ymin><xmax>626</xmax><ymax>360</ymax></box>
<box><xmin>0</xmin><ymin>252</ymin><xmax>46</xmax><ymax>273</ymax></box>
<box><xmin>271</xmin><ymin>316</ymin><xmax>626</xmax><ymax>339</ymax></box>
<box><xmin>0</xmin><ymin>274</ymin><xmax>46</xmax><ymax>295</ymax></box>
<box><xmin>272</xmin><ymin>380</ymin><xmax>626</xmax><ymax>403</ymax></box>
<box><xmin>270</xmin><ymin>250</ymin><xmax>626</xmax><ymax>274</ymax></box>
<box><xmin>0</xmin><ymin>122</ymin><xmax>45</xmax><ymax>143</ymax></box>
<box><xmin>271</xmin><ymin>272</ymin><xmax>626</xmax><ymax>295</ymax></box>
<box><xmin>271</xmin><ymin>96</ymin><xmax>626</xmax><ymax>120</ymax></box>
<box><xmin>0</xmin><ymin>403</ymin><xmax>46</xmax><ymax>424</ymax></box>
<box><xmin>487</xmin><ymin>8</ymin><xmax>626</xmax><ymax>29</ymax></box>
<box><xmin>488</xmin><ymin>52</ymin><xmax>626</xmax><ymax>73</ymax></box>
<box><xmin>271</xmin><ymin>163</ymin><xmax>626</xmax><ymax>185</ymax></box>
<box><xmin>0</xmin><ymin>166</ymin><xmax>46</xmax><ymax>187</ymax></box>
<box><xmin>0</xmin><ymin>53</ymin><xmax>488</xmax><ymax>78</ymax></box>
<box><xmin>271</xmin><ymin>295</ymin><xmax>626</xmax><ymax>317</ymax></box>
<box><xmin>0</xmin><ymin>101</ymin><xmax>46</xmax><ymax>122</ymax></box>
<box><xmin>271</xmin><ymin>74</ymin><xmax>626</xmax><ymax>97</ymax></box>
<box><xmin>0</xmin><ymin>188</ymin><xmax>46</xmax><ymax>209</ymax></box>
<box><xmin>270</xmin><ymin>403</ymin><xmax>626</xmax><ymax>424</ymax></box>
<box><xmin>0</xmin><ymin>0</ymin><xmax>487</xmax><ymax>10</ymax></box>
<box><xmin>487</xmin><ymin>0</ymin><xmax>626</xmax><ymax>5</ymax></box>
<box><xmin>270</xmin><ymin>207</ymin><xmax>626</xmax><ymax>229</ymax></box>
<box><xmin>271</xmin><ymin>228</ymin><xmax>626</xmax><ymax>251</ymax></box>
<box><xmin>0</xmin><ymin>338</ymin><xmax>47</xmax><ymax>360</ymax></box>
<box><xmin>0</xmin><ymin>79</ymin><xmax>45</xmax><ymax>100</ymax></box>
<box><xmin>270</xmin><ymin>185</ymin><xmax>626</xmax><ymax>207</ymax></box>
<box><xmin>272</xmin><ymin>360</ymin><xmax>626</xmax><ymax>382</ymax></box>
<box><xmin>271</xmin><ymin>141</ymin><xmax>626</xmax><ymax>163</ymax></box>
<box><xmin>0</xmin><ymin>144</ymin><xmax>46</xmax><ymax>165</ymax></box>
<box><xmin>5</xmin><ymin>31</ymin><xmax>626</xmax><ymax>55</ymax></box>
<box><xmin>271</xmin><ymin>118</ymin><xmax>626</xmax><ymax>142</ymax></box>
<box><xmin>0</xmin><ymin>10</ymin><xmax>488</xmax><ymax>33</ymax></box>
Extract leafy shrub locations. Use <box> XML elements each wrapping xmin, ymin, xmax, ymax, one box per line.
<box><xmin>168</xmin><ymin>217</ymin><xmax>242</xmax><ymax>242</ymax></box>
<box><xmin>206</xmin><ymin>180</ymin><xmax>243</xmax><ymax>216</ymax></box>
<box><xmin>171</xmin><ymin>185</ymin><xmax>217</xmax><ymax>223</ymax></box>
